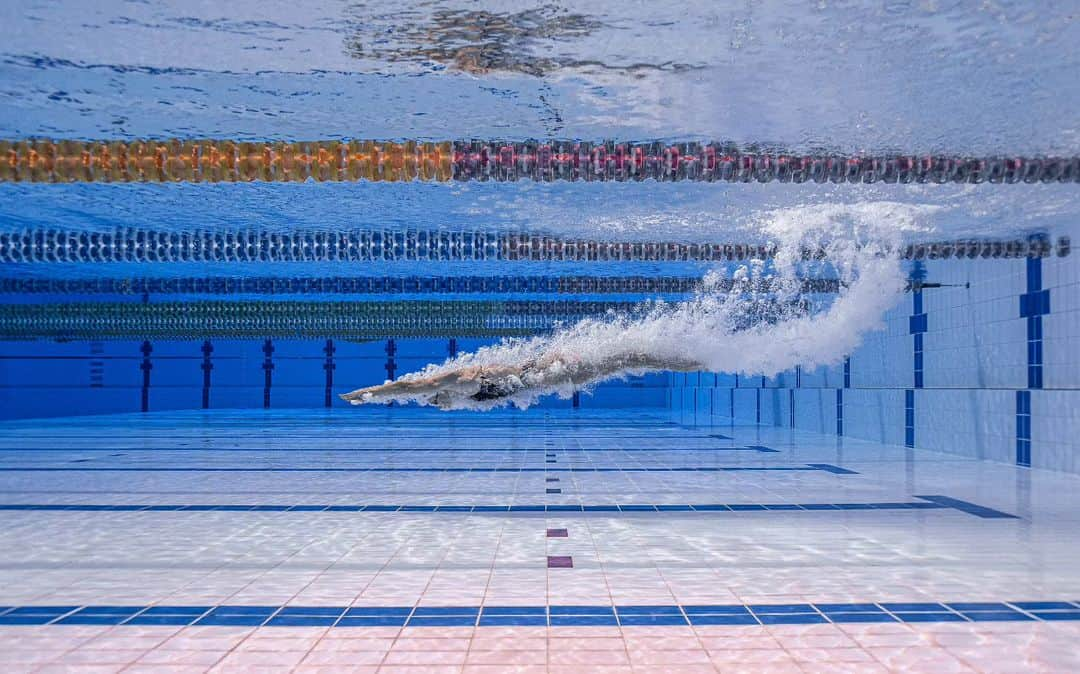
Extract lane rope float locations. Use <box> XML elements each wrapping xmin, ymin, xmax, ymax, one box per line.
<box><xmin>1</xmin><ymin>140</ymin><xmax>1077</xmax><ymax>184</ymax></box>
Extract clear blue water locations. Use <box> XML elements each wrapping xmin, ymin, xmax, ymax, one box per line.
<box><xmin>1</xmin><ymin>1</ymin><xmax>1079</xmax><ymax>416</ymax></box>
<box><xmin>0</xmin><ymin>5</ymin><xmax>1078</xmax><ymax>670</ymax></box>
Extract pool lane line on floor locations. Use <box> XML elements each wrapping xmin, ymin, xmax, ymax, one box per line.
<box><xmin>0</xmin><ymin>445</ymin><xmax>780</xmax><ymax>453</ymax></box>
<box><xmin>0</xmin><ymin>601</ymin><xmax>1074</xmax><ymax>627</ymax></box>
<box><xmin>0</xmin><ymin>496</ymin><xmax>1015</xmax><ymax>518</ymax></box>
<box><xmin>0</xmin><ymin>434</ymin><xmax>734</xmax><ymax>440</ymax></box>
<box><xmin>0</xmin><ymin>463</ymin><xmax>855</xmax><ymax>474</ymax></box>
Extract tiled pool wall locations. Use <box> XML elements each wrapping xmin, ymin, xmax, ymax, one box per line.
<box><xmin>0</xmin><ymin>337</ymin><xmax>668</xmax><ymax>420</ymax></box>
<box><xmin>670</xmin><ymin>225</ymin><xmax>1080</xmax><ymax>475</ymax></box>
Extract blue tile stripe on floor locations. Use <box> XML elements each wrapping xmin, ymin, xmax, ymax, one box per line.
<box><xmin>0</xmin><ymin>496</ymin><xmax>1013</xmax><ymax>517</ymax></box>
<box><xmin>0</xmin><ymin>446</ymin><xmax>783</xmax><ymax>453</ymax></box>
<box><xmin>0</xmin><ymin>601</ymin><xmax>1075</xmax><ymax>627</ymax></box>
<box><xmin>0</xmin><ymin>464</ymin><xmax>855</xmax><ymax>474</ymax></box>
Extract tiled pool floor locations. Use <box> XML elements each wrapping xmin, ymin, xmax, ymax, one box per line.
<box><xmin>0</xmin><ymin>408</ymin><xmax>1077</xmax><ymax>673</ymax></box>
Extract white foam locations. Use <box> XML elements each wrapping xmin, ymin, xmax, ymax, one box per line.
<box><xmin>357</xmin><ymin>201</ymin><xmax>936</xmax><ymax>410</ymax></box>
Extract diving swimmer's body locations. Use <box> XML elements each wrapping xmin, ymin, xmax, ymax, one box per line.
<box><xmin>340</xmin><ymin>351</ymin><xmax>703</xmax><ymax>409</ymax></box>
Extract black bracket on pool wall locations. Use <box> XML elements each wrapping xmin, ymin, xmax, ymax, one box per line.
<box><xmin>200</xmin><ymin>340</ymin><xmax>213</xmax><ymax>409</ymax></box>
<box><xmin>139</xmin><ymin>341</ymin><xmax>152</xmax><ymax>413</ymax></box>
<box><xmin>323</xmin><ymin>339</ymin><xmax>336</xmax><ymax>408</ymax></box>
<box><xmin>261</xmin><ymin>339</ymin><xmax>274</xmax><ymax>409</ymax></box>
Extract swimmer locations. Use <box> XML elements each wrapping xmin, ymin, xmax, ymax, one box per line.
<box><xmin>340</xmin><ymin>351</ymin><xmax>704</xmax><ymax>409</ymax></box>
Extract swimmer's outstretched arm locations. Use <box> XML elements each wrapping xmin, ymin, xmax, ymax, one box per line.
<box><xmin>340</xmin><ymin>351</ymin><xmax>703</xmax><ymax>406</ymax></box>
<box><xmin>339</xmin><ymin>366</ymin><xmax>482</xmax><ymax>404</ymax></box>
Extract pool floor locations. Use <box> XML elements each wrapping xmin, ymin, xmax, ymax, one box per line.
<box><xmin>0</xmin><ymin>408</ymin><xmax>1077</xmax><ymax>672</ymax></box>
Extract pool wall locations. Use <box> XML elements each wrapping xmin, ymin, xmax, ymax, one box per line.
<box><xmin>670</xmin><ymin>226</ymin><xmax>1080</xmax><ymax>474</ymax></box>
<box><xmin>0</xmin><ymin>337</ymin><xmax>669</xmax><ymax>421</ymax></box>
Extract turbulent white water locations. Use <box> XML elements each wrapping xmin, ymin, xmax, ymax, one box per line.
<box><xmin>346</xmin><ymin>201</ymin><xmax>937</xmax><ymax>410</ymax></box>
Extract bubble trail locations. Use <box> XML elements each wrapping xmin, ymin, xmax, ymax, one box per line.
<box><xmin>342</xmin><ymin>202</ymin><xmax>931</xmax><ymax>411</ymax></box>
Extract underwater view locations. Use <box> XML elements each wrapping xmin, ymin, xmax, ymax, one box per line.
<box><xmin>0</xmin><ymin>1</ymin><xmax>1078</xmax><ymax>672</ymax></box>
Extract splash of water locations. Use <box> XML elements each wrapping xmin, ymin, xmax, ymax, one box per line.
<box><xmin>346</xmin><ymin>201</ymin><xmax>935</xmax><ymax>410</ymax></box>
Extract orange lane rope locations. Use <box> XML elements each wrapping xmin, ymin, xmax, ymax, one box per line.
<box><xmin>0</xmin><ymin>140</ymin><xmax>454</xmax><ymax>183</ymax></box>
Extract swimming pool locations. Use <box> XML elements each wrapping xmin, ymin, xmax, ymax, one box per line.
<box><xmin>1</xmin><ymin>1</ymin><xmax>1079</xmax><ymax>672</ymax></box>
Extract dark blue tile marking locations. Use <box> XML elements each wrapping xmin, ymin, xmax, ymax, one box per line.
<box><xmin>1021</xmin><ymin>253</ymin><xmax>1050</xmax><ymax>389</ymax></box>
<box><xmin>708</xmin><ymin>434</ymin><xmax>733</xmax><ymax>440</ymax></box>
<box><xmin>905</xmin><ymin>389</ymin><xmax>915</xmax><ymax>448</ymax></box>
<box><xmin>550</xmin><ymin>614</ymin><xmax>619</xmax><ymax>626</ymax></box>
<box><xmin>683</xmin><ymin>605</ymin><xmax>752</xmax><ymax>615</ymax></box>
<box><xmin>337</xmin><ymin>616</ymin><xmax>409</xmax><ymax>627</ymax></box>
<box><xmin>947</xmin><ymin>602</ymin><xmax>1011</xmax><ymax>611</ymax></box>
<box><xmin>1010</xmin><ymin>601</ymin><xmax>1075</xmax><ymax>610</ymax></box>
<box><xmin>812</xmin><ymin>604</ymin><xmax>881</xmax><ymax>614</ymax></box>
<box><xmin>914</xmin><ymin>495</ymin><xmax>1019</xmax><ymax>519</ymax></box>
<box><xmin>619</xmin><ymin>614</ymin><xmax>688</xmax><ymax>626</ymax></box>
<box><xmin>689</xmin><ymin>614</ymin><xmax>760</xmax><ymax>625</ymax></box>
<box><xmin>0</xmin><ymin>602</ymin><xmax>1074</xmax><ymax>628</ymax></box>
<box><xmin>205</xmin><ymin>606</ymin><xmax>278</xmax><ymax>615</ymax></box>
<box><xmin>194</xmin><ymin>614</ymin><xmax>271</xmax><ymax>626</ymax></box>
<box><xmin>139</xmin><ymin>606</ymin><xmax>211</xmax><ymax>615</ymax></box>
<box><xmin>0</xmin><ymin>498</ymin><xmax>1002</xmax><ymax>515</ymax></box>
<box><xmin>550</xmin><ymin>606</ymin><xmax>615</xmax><ymax>615</ymax></box>
<box><xmin>805</xmin><ymin>463</ymin><xmax>857</xmax><ymax>475</ymax></box>
<box><xmin>1016</xmin><ymin>390</ymin><xmax>1032</xmax><ymax>467</ymax></box>
<box><xmin>961</xmin><ymin>611</ymin><xmax>1033</xmax><ymax>622</ymax></box>
<box><xmin>749</xmin><ymin>604</ymin><xmax>817</xmax><ymax>614</ymax></box>
<box><xmin>125</xmin><ymin>614</ymin><xmax>203</xmax><ymax>626</ymax></box>
<box><xmin>412</xmin><ymin>606</ymin><xmax>479</xmax><ymax>616</ymax></box>
<box><xmin>479</xmin><ymin>614</ymin><xmax>548</xmax><ymax>626</ymax></box>
<box><xmin>53</xmin><ymin>606</ymin><xmax>144</xmax><ymax>624</ymax></box>
<box><xmin>895</xmin><ymin>612</ymin><xmax>967</xmax><ymax>623</ymax></box>
<box><xmin>407</xmin><ymin>616</ymin><xmax>477</xmax><ymax>627</ymax></box>
<box><xmin>266</xmin><ymin>615</ymin><xmax>339</xmax><ymax>626</ymax></box>
<box><xmin>1030</xmin><ymin>611</ymin><xmax>1080</xmax><ymax>621</ymax></box>
<box><xmin>826</xmin><ymin>613</ymin><xmax>898</xmax><ymax>623</ymax></box>
<box><xmin>879</xmin><ymin>602</ymin><xmax>946</xmax><ymax>612</ymax></box>
<box><xmin>758</xmin><ymin>614</ymin><xmax>827</xmax><ymax>625</ymax></box>
<box><xmin>836</xmin><ymin>388</ymin><xmax>844</xmax><ymax>436</ymax></box>
<box><xmin>139</xmin><ymin>341</ymin><xmax>152</xmax><ymax>413</ymax></box>
<box><xmin>56</xmin><ymin>613</ymin><xmax>139</xmax><ymax>625</ymax></box>
<box><xmin>68</xmin><ymin>606</ymin><xmax>144</xmax><ymax>615</ymax></box>
<box><xmin>8</xmin><ymin>446</ymin><xmax>783</xmax><ymax>454</ymax></box>
<box><xmin>910</xmin><ymin>280</ymin><xmax>927</xmax><ymax>389</ymax></box>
